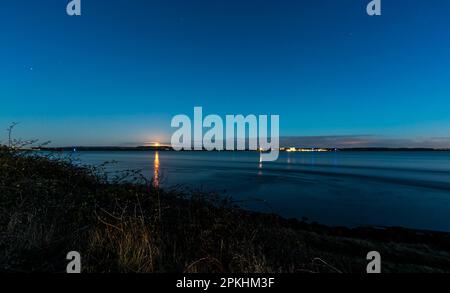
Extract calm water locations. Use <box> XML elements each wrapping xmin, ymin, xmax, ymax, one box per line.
<box><xmin>73</xmin><ymin>151</ymin><xmax>450</xmax><ymax>232</ymax></box>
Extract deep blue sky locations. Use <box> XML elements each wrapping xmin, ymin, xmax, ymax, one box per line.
<box><xmin>1</xmin><ymin>0</ymin><xmax>450</xmax><ymax>147</ymax></box>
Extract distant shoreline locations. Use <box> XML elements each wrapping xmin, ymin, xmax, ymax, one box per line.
<box><xmin>31</xmin><ymin>146</ymin><xmax>450</xmax><ymax>152</ymax></box>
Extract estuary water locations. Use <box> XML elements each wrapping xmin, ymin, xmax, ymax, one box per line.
<box><xmin>73</xmin><ymin>151</ymin><xmax>450</xmax><ymax>232</ymax></box>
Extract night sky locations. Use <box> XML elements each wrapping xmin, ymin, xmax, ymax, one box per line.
<box><xmin>1</xmin><ymin>0</ymin><xmax>450</xmax><ymax>147</ymax></box>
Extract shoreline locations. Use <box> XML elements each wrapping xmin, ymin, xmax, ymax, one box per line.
<box><xmin>31</xmin><ymin>147</ymin><xmax>450</xmax><ymax>152</ymax></box>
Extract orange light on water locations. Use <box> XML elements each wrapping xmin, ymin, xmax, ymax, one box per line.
<box><xmin>153</xmin><ymin>151</ymin><xmax>160</xmax><ymax>187</ymax></box>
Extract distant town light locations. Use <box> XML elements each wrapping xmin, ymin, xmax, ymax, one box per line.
<box><xmin>284</xmin><ymin>147</ymin><xmax>329</xmax><ymax>153</ymax></box>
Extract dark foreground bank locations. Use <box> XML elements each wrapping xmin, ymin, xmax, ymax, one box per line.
<box><xmin>1</xmin><ymin>146</ymin><xmax>450</xmax><ymax>273</ymax></box>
